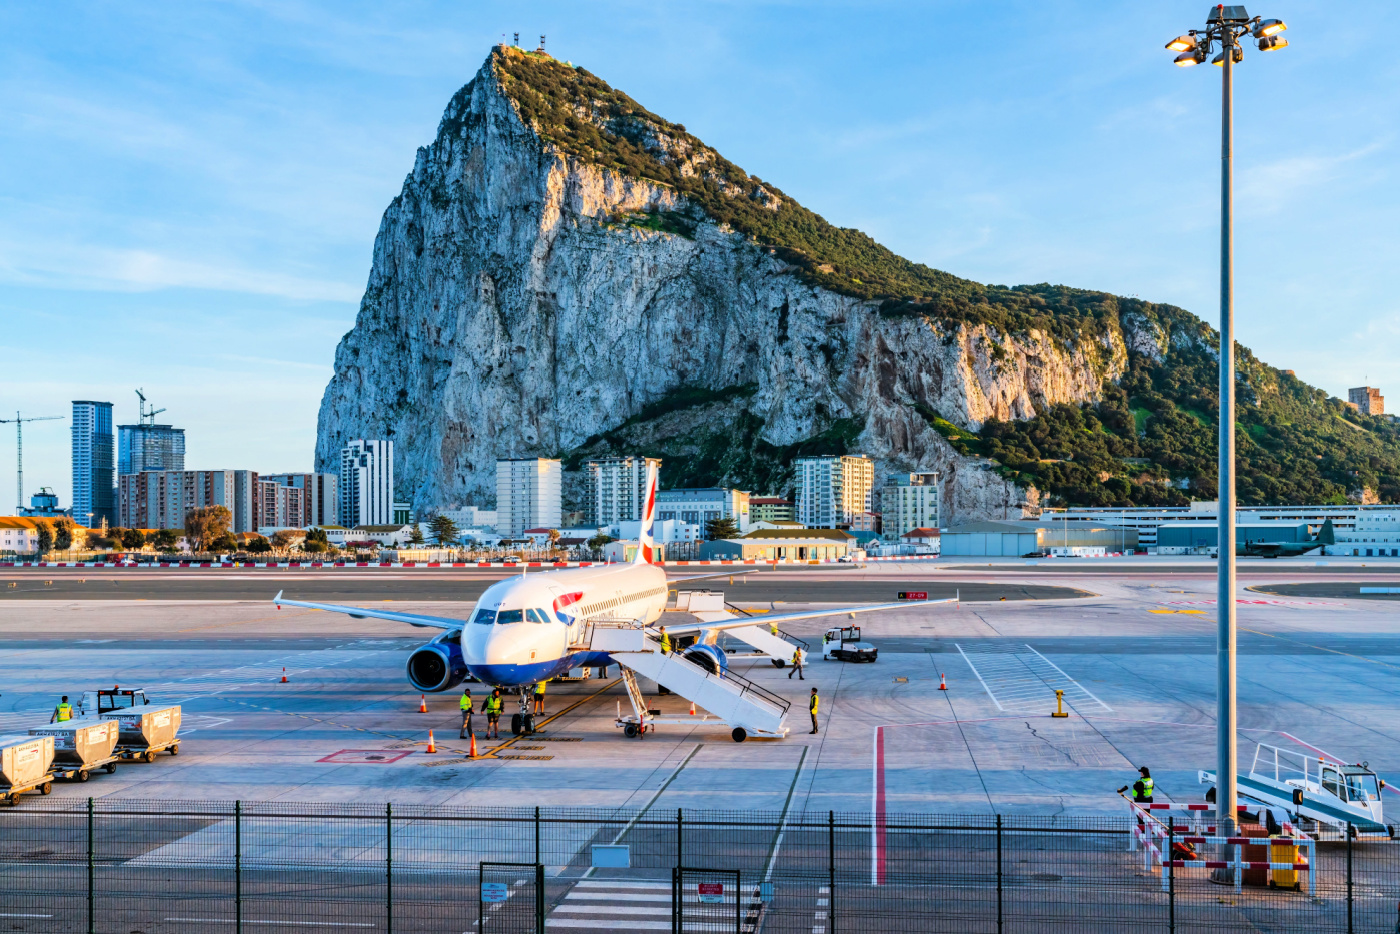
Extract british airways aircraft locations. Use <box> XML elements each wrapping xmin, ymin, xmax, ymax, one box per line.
<box><xmin>274</xmin><ymin>464</ymin><xmax>946</xmax><ymax>697</ymax></box>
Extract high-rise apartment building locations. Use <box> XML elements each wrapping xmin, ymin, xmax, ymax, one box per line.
<box><xmin>71</xmin><ymin>401</ymin><xmax>115</xmax><ymax>527</ymax></box>
<box><xmin>339</xmin><ymin>440</ymin><xmax>394</xmax><ymax>528</ymax></box>
<box><xmin>496</xmin><ymin>459</ymin><xmax>562</xmax><ymax>537</ymax></box>
<box><xmin>655</xmin><ymin>488</ymin><xmax>749</xmax><ymax>533</ymax></box>
<box><xmin>257</xmin><ymin>480</ymin><xmax>305</xmax><ymax>531</ymax></box>
<box><xmin>117</xmin><ymin>424</ymin><xmax>185</xmax><ymax>475</ymax></box>
<box><xmin>117</xmin><ymin>469</ymin><xmax>259</xmax><ymax>533</ymax></box>
<box><xmin>1349</xmin><ymin>387</ymin><xmax>1385</xmax><ymax>416</ymax></box>
<box><xmin>794</xmin><ymin>455</ymin><xmax>874</xmax><ymax>529</ymax></box>
<box><xmin>262</xmin><ymin>473</ymin><xmax>338</xmax><ymax>527</ymax></box>
<box><xmin>586</xmin><ymin>456</ymin><xmax>662</xmax><ymax>527</ymax></box>
<box><xmin>881</xmin><ymin>472</ymin><xmax>941</xmax><ymax>540</ymax></box>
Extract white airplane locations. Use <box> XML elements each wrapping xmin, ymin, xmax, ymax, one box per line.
<box><xmin>274</xmin><ymin>464</ymin><xmax>951</xmax><ymax>701</ymax></box>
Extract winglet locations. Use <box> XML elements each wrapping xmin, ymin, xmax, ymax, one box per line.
<box><xmin>274</xmin><ymin>589</ymin><xmax>283</xmax><ymax>610</ymax></box>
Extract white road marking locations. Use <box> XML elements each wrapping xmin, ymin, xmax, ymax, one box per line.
<box><xmin>953</xmin><ymin>644</ymin><xmax>1110</xmax><ymax>714</ymax></box>
<box><xmin>573</xmin><ymin>880</ymin><xmax>670</xmax><ymax>889</ymax></box>
<box><xmin>551</xmin><ymin>906</ymin><xmax>668</xmax><ymax>915</ymax></box>
<box><xmin>564</xmin><ymin>892</ymin><xmax>669</xmax><ymax>902</ymax></box>
<box><xmin>164</xmin><ymin>920</ymin><xmax>374</xmax><ymax>928</ymax></box>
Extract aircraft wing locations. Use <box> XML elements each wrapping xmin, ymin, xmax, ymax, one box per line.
<box><xmin>273</xmin><ymin>591</ymin><xmax>465</xmax><ymax>629</ymax></box>
<box><xmin>659</xmin><ymin>597</ymin><xmax>957</xmax><ymax>636</ymax></box>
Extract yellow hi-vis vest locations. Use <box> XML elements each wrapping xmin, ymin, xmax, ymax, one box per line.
<box><xmin>1134</xmin><ymin>777</ymin><xmax>1154</xmax><ymax>800</ymax></box>
<box><xmin>809</xmin><ymin>694</ymin><xmax>818</xmax><ymax>713</ymax></box>
<box><xmin>534</xmin><ymin>681</ymin><xmax>547</xmax><ymax>696</ymax></box>
<box><xmin>55</xmin><ymin>703</ymin><xmax>73</xmax><ymax>721</ymax></box>
<box><xmin>459</xmin><ymin>694</ymin><xmax>472</xmax><ymax>711</ymax></box>
<box><xmin>770</xmin><ymin>622</ymin><xmax>778</xmax><ymax>636</ymax></box>
<box><xmin>486</xmin><ymin>696</ymin><xmax>502</xmax><ymax>713</ymax></box>
<box><xmin>792</xmin><ymin>648</ymin><xmax>802</xmax><ymax>665</ymax></box>
<box><xmin>660</xmin><ymin>633</ymin><xmax>671</xmax><ymax>653</ymax></box>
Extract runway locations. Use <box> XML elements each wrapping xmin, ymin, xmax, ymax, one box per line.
<box><xmin>1</xmin><ymin>561</ymin><xmax>1397</xmax><ymax>823</ymax></box>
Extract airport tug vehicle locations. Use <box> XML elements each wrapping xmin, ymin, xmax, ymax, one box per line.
<box><xmin>822</xmin><ymin>626</ymin><xmax>878</xmax><ymax>663</ymax></box>
<box><xmin>1201</xmin><ymin>742</ymin><xmax>1394</xmax><ymax>841</ymax></box>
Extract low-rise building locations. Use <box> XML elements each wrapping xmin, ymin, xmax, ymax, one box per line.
<box><xmin>942</xmin><ymin>521</ymin><xmax>1137</xmax><ymax>557</ymax></box>
<box><xmin>0</xmin><ymin>517</ymin><xmax>88</xmax><ymax>555</ymax></box>
<box><xmin>700</xmin><ymin>527</ymin><xmax>855</xmax><ymax>562</ymax></box>
<box><xmin>1339</xmin><ymin>511</ymin><xmax>1400</xmax><ymax>557</ymax></box>
<box><xmin>655</xmin><ymin>488</ymin><xmax>750</xmax><ymax>532</ymax></box>
<box><xmin>382</xmin><ymin>548</ymin><xmax>455</xmax><ymax>562</ymax></box>
<box><xmin>611</xmin><ymin>518</ymin><xmax>700</xmax><ymax>545</ymax></box>
<box><xmin>351</xmin><ymin>524</ymin><xmax>416</xmax><ymax>548</ymax></box>
<box><xmin>19</xmin><ymin>488</ymin><xmax>68</xmax><ymax>518</ymax></box>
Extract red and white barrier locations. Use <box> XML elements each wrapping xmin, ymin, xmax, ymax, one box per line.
<box><xmin>1126</xmin><ymin>798</ymin><xmax>1313</xmax><ymax>894</ymax></box>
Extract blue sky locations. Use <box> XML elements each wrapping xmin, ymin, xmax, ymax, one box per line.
<box><xmin>1</xmin><ymin>1</ymin><xmax>1395</xmax><ymax>509</ymax></box>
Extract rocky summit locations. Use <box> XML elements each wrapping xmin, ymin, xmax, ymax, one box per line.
<box><xmin>316</xmin><ymin>45</ymin><xmax>1400</xmax><ymax>521</ymax></box>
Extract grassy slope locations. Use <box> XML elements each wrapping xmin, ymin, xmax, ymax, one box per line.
<box><xmin>489</xmin><ymin>47</ymin><xmax>1400</xmax><ymax>505</ymax></box>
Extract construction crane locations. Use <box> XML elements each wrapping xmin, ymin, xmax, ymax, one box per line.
<box><xmin>135</xmin><ymin>388</ymin><xmax>166</xmax><ymax>426</ymax></box>
<box><xmin>0</xmin><ymin>412</ymin><xmax>64</xmax><ymax>514</ymax></box>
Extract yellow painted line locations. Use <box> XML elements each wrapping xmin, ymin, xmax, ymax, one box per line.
<box><xmin>1239</xmin><ymin>628</ymin><xmax>1400</xmax><ymax>673</ymax></box>
<box><xmin>478</xmin><ymin>679</ymin><xmax>620</xmax><ymax>761</ymax></box>
<box><xmin>1150</xmin><ymin>608</ymin><xmax>1205</xmax><ymax>615</ymax></box>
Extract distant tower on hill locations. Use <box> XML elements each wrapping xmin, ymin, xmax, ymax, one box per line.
<box><xmin>537</xmin><ymin>35</ymin><xmax>546</xmax><ymax>53</ymax></box>
<box><xmin>1349</xmin><ymin>386</ymin><xmax>1385</xmax><ymax>416</ymax></box>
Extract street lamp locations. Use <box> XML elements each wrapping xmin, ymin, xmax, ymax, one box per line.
<box><xmin>1164</xmin><ymin>4</ymin><xmax>1288</xmax><ymax>846</ymax></box>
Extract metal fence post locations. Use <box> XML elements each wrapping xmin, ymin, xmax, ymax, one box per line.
<box><xmin>535</xmin><ymin>862</ymin><xmax>545</xmax><ymax>934</ymax></box>
<box><xmin>535</xmin><ymin>805</ymin><xmax>541</xmax><ymax>866</ymax></box>
<box><xmin>995</xmin><ymin>814</ymin><xmax>1003</xmax><ymax>934</ymax></box>
<box><xmin>676</xmin><ymin>808</ymin><xmax>683</xmax><ymax>868</ymax></box>
<box><xmin>1346</xmin><ymin>822</ymin><xmax>1354</xmax><ymax>934</ymax></box>
<box><xmin>1168</xmin><ymin>820</ymin><xmax>1175</xmax><ymax>934</ymax></box>
<box><xmin>235</xmin><ymin>801</ymin><xmax>243</xmax><ymax>934</ymax></box>
<box><xmin>828</xmin><ymin>811</ymin><xmax>836</xmax><ymax>934</ymax></box>
<box><xmin>386</xmin><ymin>803</ymin><xmax>394</xmax><ymax>934</ymax></box>
<box><xmin>86</xmin><ymin>797</ymin><xmax>94</xmax><ymax>934</ymax></box>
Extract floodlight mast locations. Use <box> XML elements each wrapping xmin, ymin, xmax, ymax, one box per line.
<box><xmin>1163</xmin><ymin>3</ymin><xmax>1288</xmax><ymax>853</ymax></box>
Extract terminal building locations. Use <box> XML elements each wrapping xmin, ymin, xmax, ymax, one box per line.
<box><xmin>699</xmin><ymin>527</ymin><xmax>855</xmax><ymax>562</ymax></box>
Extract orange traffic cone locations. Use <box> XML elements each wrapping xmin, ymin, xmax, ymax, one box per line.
<box><xmin>938</xmin><ymin>673</ymin><xmax>947</xmax><ymax>690</ymax></box>
<box><xmin>689</xmin><ymin>701</ymin><xmax>696</xmax><ymax>716</ymax></box>
<box><xmin>469</xmin><ymin>733</ymin><xmax>478</xmax><ymax>758</ymax></box>
<box><xmin>280</xmin><ymin>668</ymin><xmax>288</xmax><ymax>683</ymax></box>
<box><xmin>418</xmin><ymin>694</ymin><xmax>428</xmax><ymax>713</ymax></box>
<box><xmin>426</xmin><ymin>730</ymin><xmax>436</xmax><ymax>754</ymax></box>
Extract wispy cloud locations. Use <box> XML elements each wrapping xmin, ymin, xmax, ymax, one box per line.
<box><xmin>1238</xmin><ymin>141</ymin><xmax>1388</xmax><ymax>206</ymax></box>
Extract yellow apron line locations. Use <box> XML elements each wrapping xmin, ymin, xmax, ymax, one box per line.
<box><xmin>479</xmin><ymin>679</ymin><xmax>620</xmax><ymax>760</ymax></box>
<box><xmin>1239</xmin><ymin>627</ymin><xmax>1400</xmax><ymax>673</ymax></box>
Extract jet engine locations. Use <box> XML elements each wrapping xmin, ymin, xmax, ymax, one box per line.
<box><xmin>681</xmin><ymin>643</ymin><xmax>729</xmax><ymax>675</ymax></box>
<box><xmin>405</xmin><ymin>629</ymin><xmax>470</xmax><ymax>692</ymax></box>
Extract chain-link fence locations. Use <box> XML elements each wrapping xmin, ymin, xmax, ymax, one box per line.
<box><xmin>1</xmin><ymin>798</ymin><xmax>1396</xmax><ymax>932</ymax></box>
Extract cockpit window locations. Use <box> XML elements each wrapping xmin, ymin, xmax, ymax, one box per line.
<box><xmin>496</xmin><ymin>609</ymin><xmax>525</xmax><ymax>625</ymax></box>
<box><xmin>527</xmin><ymin>608</ymin><xmax>549</xmax><ymax>624</ymax></box>
<box><xmin>1345</xmin><ymin>773</ymin><xmax>1380</xmax><ymax>802</ymax></box>
<box><xmin>470</xmin><ymin>608</ymin><xmax>496</xmax><ymax>625</ymax></box>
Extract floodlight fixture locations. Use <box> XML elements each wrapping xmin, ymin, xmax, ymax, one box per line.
<box><xmin>1254</xmin><ymin>18</ymin><xmax>1287</xmax><ymax>37</ymax></box>
<box><xmin>1166</xmin><ymin>35</ymin><xmax>1198</xmax><ymax>52</ymax></box>
<box><xmin>1257</xmin><ymin>35</ymin><xmax>1289</xmax><ymax>52</ymax></box>
<box><xmin>1174</xmin><ymin>51</ymin><xmax>1202</xmax><ymax>67</ymax></box>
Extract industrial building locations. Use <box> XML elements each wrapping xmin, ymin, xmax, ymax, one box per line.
<box><xmin>794</xmin><ymin>455</ymin><xmax>874</xmax><ymax>529</ymax></box>
<box><xmin>941</xmin><ymin>521</ymin><xmax>1138</xmax><ymax>557</ymax></box>
<box><xmin>1154</xmin><ymin>521</ymin><xmax>1310</xmax><ymax>555</ymax></box>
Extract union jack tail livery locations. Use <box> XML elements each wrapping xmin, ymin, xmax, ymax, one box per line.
<box><xmin>634</xmin><ymin>460</ymin><xmax>658</xmax><ymax>564</ymax></box>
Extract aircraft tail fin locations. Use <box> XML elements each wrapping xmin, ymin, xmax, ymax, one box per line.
<box><xmin>1318</xmin><ymin>518</ymin><xmax>1335</xmax><ymax>545</ymax></box>
<box><xmin>634</xmin><ymin>460</ymin><xmax>658</xmax><ymax>565</ymax></box>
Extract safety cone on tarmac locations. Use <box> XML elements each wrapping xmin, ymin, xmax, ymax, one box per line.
<box><xmin>426</xmin><ymin>730</ymin><xmax>436</xmax><ymax>754</ymax></box>
<box><xmin>281</xmin><ymin>668</ymin><xmax>288</xmax><ymax>683</ymax></box>
<box><xmin>418</xmin><ymin>694</ymin><xmax>428</xmax><ymax>713</ymax></box>
<box><xmin>469</xmin><ymin>733</ymin><xmax>478</xmax><ymax>758</ymax></box>
<box><xmin>938</xmin><ymin>673</ymin><xmax>947</xmax><ymax>690</ymax></box>
<box><xmin>689</xmin><ymin>701</ymin><xmax>696</xmax><ymax>716</ymax></box>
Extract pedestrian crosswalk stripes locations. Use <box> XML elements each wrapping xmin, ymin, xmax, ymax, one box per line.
<box><xmin>955</xmin><ymin>643</ymin><xmax>1112</xmax><ymax>714</ymax></box>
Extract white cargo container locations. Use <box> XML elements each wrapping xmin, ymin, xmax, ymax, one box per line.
<box><xmin>0</xmin><ymin>734</ymin><xmax>56</xmax><ymax>804</ymax></box>
<box><xmin>105</xmin><ymin>705</ymin><xmax>182</xmax><ymax>761</ymax></box>
<box><xmin>29</xmin><ymin>718</ymin><xmax>120</xmax><ymax>780</ymax></box>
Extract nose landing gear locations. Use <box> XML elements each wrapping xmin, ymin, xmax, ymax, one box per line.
<box><xmin>511</xmin><ymin>688</ymin><xmax>536</xmax><ymax>736</ymax></box>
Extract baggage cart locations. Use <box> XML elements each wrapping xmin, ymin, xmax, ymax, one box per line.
<box><xmin>105</xmin><ymin>705</ymin><xmax>182</xmax><ymax>761</ymax></box>
<box><xmin>0</xmin><ymin>735</ymin><xmax>56</xmax><ymax>806</ymax></box>
<box><xmin>29</xmin><ymin>718</ymin><xmax>121</xmax><ymax>782</ymax></box>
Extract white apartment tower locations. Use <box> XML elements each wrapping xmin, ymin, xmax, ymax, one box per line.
<box><xmin>339</xmin><ymin>440</ymin><xmax>394</xmax><ymax>528</ymax></box>
<box><xmin>882</xmin><ymin>472</ymin><xmax>941</xmax><ymax>540</ymax></box>
<box><xmin>496</xmin><ymin>459</ymin><xmax>562</xmax><ymax>537</ymax></box>
<box><xmin>587</xmin><ymin>456</ymin><xmax>662</xmax><ymax>527</ymax></box>
<box><xmin>794</xmin><ymin>455</ymin><xmax>874</xmax><ymax>529</ymax></box>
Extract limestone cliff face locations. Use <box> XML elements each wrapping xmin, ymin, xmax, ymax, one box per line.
<box><xmin>316</xmin><ymin>48</ymin><xmax>1152</xmax><ymax>523</ymax></box>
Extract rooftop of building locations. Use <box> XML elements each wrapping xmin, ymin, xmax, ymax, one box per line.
<box><xmin>739</xmin><ymin>527</ymin><xmax>854</xmax><ymax>541</ymax></box>
<box><xmin>902</xmin><ymin>527</ymin><xmax>941</xmax><ymax>537</ymax></box>
<box><xmin>355</xmin><ymin>524</ymin><xmax>412</xmax><ymax>532</ymax></box>
<box><xmin>749</xmin><ymin>497</ymin><xmax>792</xmax><ymax>506</ymax></box>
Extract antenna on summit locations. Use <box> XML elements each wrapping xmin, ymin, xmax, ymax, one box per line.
<box><xmin>537</xmin><ymin>34</ymin><xmax>546</xmax><ymax>53</ymax></box>
<box><xmin>513</xmin><ymin>32</ymin><xmax>519</xmax><ymax>47</ymax></box>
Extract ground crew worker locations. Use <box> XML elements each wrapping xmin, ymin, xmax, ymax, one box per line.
<box><xmin>485</xmin><ymin>689</ymin><xmax>503</xmax><ymax>739</ymax></box>
<box><xmin>787</xmin><ymin>647</ymin><xmax>804</xmax><ymax>680</ymax></box>
<box><xmin>769</xmin><ymin>619</ymin><xmax>779</xmax><ymax>637</ymax></box>
<box><xmin>1117</xmin><ymin>766</ymin><xmax>1154</xmax><ymax>804</ymax></box>
<box><xmin>533</xmin><ymin>680</ymin><xmax>547</xmax><ymax>715</ymax></box>
<box><xmin>458</xmin><ymin>688</ymin><xmax>474</xmax><ymax>740</ymax></box>
<box><xmin>50</xmin><ymin>695</ymin><xmax>73</xmax><ymax>723</ymax></box>
<box><xmin>809</xmin><ymin>688</ymin><xmax>819</xmax><ymax>734</ymax></box>
<box><xmin>658</xmin><ymin>626</ymin><xmax>671</xmax><ymax>655</ymax></box>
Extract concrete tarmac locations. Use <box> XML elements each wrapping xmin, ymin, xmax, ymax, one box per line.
<box><xmin>1</xmin><ymin>562</ymin><xmax>1398</xmax><ymax>825</ymax></box>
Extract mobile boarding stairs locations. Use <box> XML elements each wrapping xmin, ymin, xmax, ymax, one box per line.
<box><xmin>1200</xmin><ymin>742</ymin><xmax>1394</xmax><ymax>841</ymax></box>
<box><xmin>573</xmin><ymin>617</ymin><xmax>792</xmax><ymax>743</ymax></box>
<box><xmin>671</xmin><ymin>590</ymin><xmax>810</xmax><ymax>668</ymax></box>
